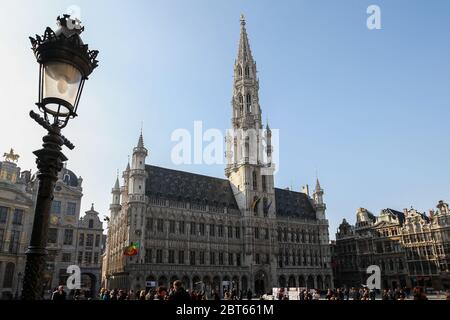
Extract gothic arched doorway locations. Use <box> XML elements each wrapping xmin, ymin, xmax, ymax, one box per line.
<box><xmin>181</xmin><ymin>276</ymin><xmax>190</xmax><ymax>290</ymax></box>
<box><xmin>298</xmin><ymin>275</ymin><xmax>306</xmax><ymax>288</ymax></box>
<box><xmin>170</xmin><ymin>275</ymin><xmax>179</xmax><ymax>288</ymax></box>
<box><xmin>317</xmin><ymin>275</ymin><xmax>323</xmax><ymax>290</ymax></box>
<box><xmin>288</xmin><ymin>275</ymin><xmax>296</xmax><ymax>288</ymax></box>
<box><xmin>278</xmin><ymin>275</ymin><xmax>287</xmax><ymax>288</ymax></box>
<box><xmin>232</xmin><ymin>275</ymin><xmax>240</xmax><ymax>293</ymax></box>
<box><xmin>203</xmin><ymin>276</ymin><xmax>211</xmax><ymax>293</ymax></box>
<box><xmin>307</xmin><ymin>275</ymin><xmax>314</xmax><ymax>289</ymax></box>
<box><xmin>192</xmin><ymin>275</ymin><xmax>201</xmax><ymax>291</ymax></box>
<box><xmin>222</xmin><ymin>275</ymin><xmax>231</xmax><ymax>293</ymax></box>
<box><xmin>146</xmin><ymin>275</ymin><xmax>156</xmax><ymax>290</ymax></box>
<box><xmin>212</xmin><ymin>276</ymin><xmax>221</xmax><ymax>295</ymax></box>
<box><xmin>254</xmin><ymin>270</ymin><xmax>267</xmax><ymax>296</ymax></box>
<box><xmin>325</xmin><ymin>275</ymin><xmax>332</xmax><ymax>289</ymax></box>
<box><xmin>158</xmin><ymin>275</ymin><xmax>168</xmax><ymax>288</ymax></box>
<box><xmin>241</xmin><ymin>276</ymin><xmax>248</xmax><ymax>292</ymax></box>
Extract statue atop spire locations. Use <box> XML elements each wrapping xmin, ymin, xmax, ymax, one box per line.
<box><xmin>237</xmin><ymin>13</ymin><xmax>254</xmax><ymax>63</ymax></box>
<box><xmin>3</xmin><ymin>148</ymin><xmax>19</xmax><ymax>163</ymax></box>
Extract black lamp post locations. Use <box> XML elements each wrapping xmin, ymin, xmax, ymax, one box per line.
<box><xmin>21</xmin><ymin>14</ymin><xmax>98</xmax><ymax>300</ymax></box>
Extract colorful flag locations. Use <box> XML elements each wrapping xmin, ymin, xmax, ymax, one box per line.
<box><xmin>251</xmin><ymin>197</ymin><xmax>261</xmax><ymax>210</ymax></box>
<box><xmin>264</xmin><ymin>200</ymin><xmax>273</xmax><ymax>212</ymax></box>
<box><xmin>124</xmin><ymin>242</ymin><xmax>139</xmax><ymax>256</ymax></box>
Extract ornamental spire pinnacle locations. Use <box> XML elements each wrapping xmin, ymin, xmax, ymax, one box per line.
<box><xmin>237</xmin><ymin>14</ymin><xmax>253</xmax><ymax>63</ymax></box>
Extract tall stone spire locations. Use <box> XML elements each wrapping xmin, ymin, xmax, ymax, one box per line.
<box><xmin>313</xmin><ymin>175</ymin><xmax>326</xmax><ymax>219</ymax></box>
<box><xmin>129</xmin><ymin>132</ymin><xmax>148</xmax><ymax>197</ymax></box>
<box><xmin>315</xmin><ymin>177</ymin><xmax>322</xmax><ymax>192</ymax></box>
<box><xmin>226</xmin><ymin>14</ymin><xmax>275</xmax><ymax>225</ymax></box>
<box><xmin>237</xmin><ymin>14</ymin><xmax>254</xmax><ymax>64</ymax></box>
<box><xmin>227</xmin><ymin>14</ymin><xmax>263</xmax><ymax>173</ymax></box>
<box><xmin>125</xmin><ymin>156</ymin><xmax>130</xmax><ymax>172</ymax></box>
<box><xmin>137</xmin><ymin>132</ymin><xmax>144</xmax><ymax>149</ymax></box>
<box><xmin>111</xmin><ymin>171</ymin><xmax>121</xmax><ymax>209</ymax></box>
<box><xmin>114</xmin><ymin>174</ymin><xmax>120</xmax><ymax>189</ymax></box>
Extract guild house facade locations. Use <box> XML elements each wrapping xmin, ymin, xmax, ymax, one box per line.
<box><xmin>333</xmin><ymin>203</ymin><xmax>450</xmax><ymax>291</ymax></box>
<box><xmin>0</xmin><ymin>149</ymin><xmax>103</xmax><ymax>299</ymax></box>
<box><xmin>103</xmin><ymin>16</ymin><xmax>333</xmax><ymax>296</ymax></box>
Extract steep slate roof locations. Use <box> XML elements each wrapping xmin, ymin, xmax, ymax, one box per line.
<box><xmin>274</xmin><ymin>188</ymin><xmax>316</xmax><ymax>219</ymax></box>
<box><xmin>384</xmin><ymin>208</ymin><xmax>406</xmax><ymax>226</ymax></box>
<box><xmin>145</xmin><ymin>165</ymin><xmax>239</xmax><ymax>210</ymax></box>
<box><xmin>366</xmin><ymin>210</ymin><xmax>377</xmax><ymax>222</ymax></box>
<box><xmin>145</xmin><ymin>165</ymin><xmax>318</xmax><ymax>219</ymax></box>
<box><xmin>419</xmin><ymin>212</ymin><xmax>430</xmax><ymax>223</ymax></box>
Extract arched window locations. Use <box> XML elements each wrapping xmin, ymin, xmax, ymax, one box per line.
<box><xmin>238</xmin><ymin>94</ymin><xmax>244</xmax><ymax>115</ymax></box>
<box><xmin>246</xmin><ymin>94</ymin><xmax>251</xmax><ymax>113</ymax></box>
<box><xmin>262</xmin><ymin>175</ymin><xmax>267</xmax><ymax>192</ymax></box>
<box><xmin>263</xmin><ymin>197</ymin><xmax>268</xmax><ymax>217</ymax></box>
<box><xmin>238</xmin><ymin>66</ymin><xmax>242</xmax><ymax>77</ymax></box>
<box><xmin>3</xmin><ymin>262</ymin><xmax>15</xmax><ymax>288</ymax></box>
<box><xmin>244</xmin><ymin>136</ymin><xmax>249</xmax><ymax>161</ymax></box>
<box><xmin>245</xmin><ymin>65</ymin><xmax>250</xmax><ymax>77</ymax></box>
<box><xmin>252</xmin><ymin>171</ymin><xmax>257</xmax><ymax>190</ymax></box>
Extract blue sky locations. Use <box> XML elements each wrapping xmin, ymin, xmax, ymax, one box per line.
<box><xmin>1</xmin><ymin>0</ymin><xmax>449</xmax><ymax>238</ymax></box>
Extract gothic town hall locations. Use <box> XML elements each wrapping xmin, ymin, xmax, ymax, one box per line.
<box><xmin>103</xmin><ymin>16</ymin><xmax>333</xmax><ymax>296</ymax></box>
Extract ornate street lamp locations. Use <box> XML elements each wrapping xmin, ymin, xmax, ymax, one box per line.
<box><xmin>21</xmin><ymin>14</ymin><xmax>98</xmax><ymax>300</ymax></box>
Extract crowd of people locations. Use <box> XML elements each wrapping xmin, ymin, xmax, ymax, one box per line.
<box><xmin>97</xmin><ymin>280</ymin><xmax>191</xmax><ymax>301</ymax></box>
<box><xmin>50</xmin><ymin>283</ymin><xmax>450</xmax><ymax>301</ymax></box>
<box><xmin>265</xmin><ymin>286</ymin><xmax>450</xmax><ymax>300</ymax></box>
<box><xmin>97</xmin><ymin>285</ymin><xmax>254</xmax><ymax>301</ymax></box>
<box><xmin>316</xmin><ymin>286</ymin><xmax>440</xmax><ymax>300</ymax></box>
<box><xmin>324</xmin><ymin>287</ymin><xmax>378</xmax><ymax>300</ymax></box>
